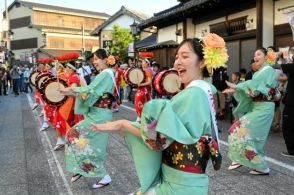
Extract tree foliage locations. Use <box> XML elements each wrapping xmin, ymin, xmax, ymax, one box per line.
<box><xmin>108</xmin><ymin>25</ymin><xmax>133</xmax><ymax>59</ymax></box>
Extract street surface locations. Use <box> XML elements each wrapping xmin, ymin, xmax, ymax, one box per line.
<box><xmin>0</xmin><ymin>93</ymin><xmax>293</xmax><ymax>195</ymax></box>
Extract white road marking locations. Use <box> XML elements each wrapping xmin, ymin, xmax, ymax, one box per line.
<box><xmin>120</xmin><ymin>104</ymin><xmax>136</xmax><ymax>112</ymax></box>
<box><xmin>121</xmin><ymin>104</ymin><xmax>294</xmax><ymax>172</ymax></box>
<box><xmin>26</xmin><ymin>94</ymin><xmax>74</xmax><ymax>195</ymax></box>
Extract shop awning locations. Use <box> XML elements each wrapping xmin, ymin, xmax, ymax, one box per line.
<box><xmin>138</xmin><ymin>40</ymin><xmax>178</xmax><ymax>51</ymax></box>
<box><xmin>37</xmin><ymin>49</ymin><xmax>82</xmax><ymax>58</ymax></box>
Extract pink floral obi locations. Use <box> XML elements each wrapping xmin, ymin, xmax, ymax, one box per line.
<box><xmin>252</xmin><ymin>88</ymin><xmax>280</xmax><ymax>102</ymax></box>
<box><xmin>162</xmin><ymin>136</ymin><xmax>221</xmax><ymax>174</ymax></box>
<box><xmin>94</xmin><ymin>92</ymin><xmax>116</xmax><ymax>109</ymax></box>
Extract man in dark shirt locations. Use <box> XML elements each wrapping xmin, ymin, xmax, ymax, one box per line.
<box><xmin>239</xmin><ymin>68</ymin><xmax>247</xmax><ymax>82</ymax></box>
<box><xmin>281</xmin><ymin>63</ymin><xmax>294</xmax><ymax>157</ymax></box>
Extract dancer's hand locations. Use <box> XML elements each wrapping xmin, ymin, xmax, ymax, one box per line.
<box><xmin>59</xmin><ymin>87</ymin><xmax>72</xmax><ymax>95</ymax></box>
<box><xmin>222</xmin><ymin>88</ymin><xmax>236</xmax><ymax>94</ymax></box>
<box><xmin>225</xmin><ymin>81</ymin><xmax>237</xmax><ymax>89</ymax></box>
<box><xmin>91</xmin><ymin>120</ymin><xmax>125</xmax><ymax>132</ymax></box>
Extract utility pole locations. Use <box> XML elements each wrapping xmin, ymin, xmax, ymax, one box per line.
<box><xmin>5</xmin><ymin>0</ymin><xmax>9</xmax><ymax>48</ymax></box>
<box><xmin>4</xmin><ymin>0</ymin><xmax>10</xmax><ymax>65</ymax></box>
<box><xmin>81</xmin><ymin>25</ymin><xmax>85</xmax><ymax>60</ymax></box>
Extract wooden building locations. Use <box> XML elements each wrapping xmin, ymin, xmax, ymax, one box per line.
<box><xmin>3</xmin><ymin>0</ymin><xmax>109</xmax><ymax>63</ymax></box>
<box><xmin>137</xmin><ymin>0</ymin><xmax>294</xmax><ymax>75</ymax></box>
<box><xmin>91</xmin><ymin>6</ymin><xmax>149</xmax><ymax>50</ymax></box>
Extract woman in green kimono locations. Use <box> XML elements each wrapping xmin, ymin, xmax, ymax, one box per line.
<box><xmin>92</xmin><ymin>37</ymin><xmax>224</xmax><ymax>194</ymax></box>
<box><xmin>224</xmin><ymin>47</ymin><xmax>278</xmax><ymax>175</ymax></box>
<box><xmin>59</xmin><ymin>49</ymin><xmax>116</xmax><ymax>189</ymax></box>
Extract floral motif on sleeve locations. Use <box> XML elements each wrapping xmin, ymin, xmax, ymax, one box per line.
<box><xmin>248</xmin><ymin>87</ymin><xmax>280</xmax><ymax>102</ymax></box>
<box><xmin>141</xmin><ymin>115</ymin><xmax>172</xmax><ymax>151</ymax></box>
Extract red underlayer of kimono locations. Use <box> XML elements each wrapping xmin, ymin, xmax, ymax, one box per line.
<box><xmin>53</xmin><ymin>97</ymin><xmax>83</xmax><ymax>136</ymax></box>
<box><xmin>53</xmin><ymin>74</ymin><xmax>83</xmax><ymax>136</ymax></box>
<box><xmin>35</xmin><ymin>90</ymin><xmax>43</xmax><ymax>105</ymax></box>
<box><xmin>135</xmin><ymin>68</ymin><xmax>152</xmax><ymax>117</ymax></box>
<box><xmin>44</xmin><ymin>103</ymin><xmax>56</xmax><ymax>124</ymax></box>
<box><xmin>35</xmin><ymin>88</ymin><xmax>55</xmax><ymax>124</ymax></box>
<box><xmin>135</xmin><ymin>86</ymin><xmax>151</xmax><ymax>117</ymax></box>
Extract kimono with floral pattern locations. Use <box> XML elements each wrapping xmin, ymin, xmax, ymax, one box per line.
<box><xmin>125</xmin><ymin>81</ymin><xmax>221</xmax><ymax>195</ymax></box>
<box><xmin>228</xmin><ymin>64</ymin><xmax>277</xmax><ymax>170</ymax></box>
<box><xmin>65</xmin><ymin>69</ymin><xmax>114</xmax><ymax>177</ymax></box>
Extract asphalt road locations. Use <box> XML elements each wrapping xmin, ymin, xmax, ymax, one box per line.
<box><xmin>0</xmin><ymin>93</ymin><xmax>293</xmax><ymax>195</ymax></box>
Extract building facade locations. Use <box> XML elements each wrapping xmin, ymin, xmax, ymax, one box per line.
<box><xmin>138</xmin><ymin>0</ymin><xmax>294</xmax><ymax>75</ymax></box>
<box><xmin>3</xmin><ymin>0</ymin><xmax>109</xmax><ymax>63</ymax></box>
<box><xmin>91</xmin><ymin>6</ymin><xmax>149</xmax><ymax>51</ymax></box>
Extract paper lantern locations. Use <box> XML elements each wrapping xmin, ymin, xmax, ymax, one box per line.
<box><xmin>139</xmin><ymin>52</ymin><xmax>154</xmax><ymax>58</ymax></box>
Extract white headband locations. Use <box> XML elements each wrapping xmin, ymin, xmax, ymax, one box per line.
<box><xmin>66</xmin><ymin>63</ymin><xmax>76</xmax><ymax>71</ymax></box>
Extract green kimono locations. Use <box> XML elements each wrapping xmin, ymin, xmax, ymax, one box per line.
<box><xmin>126</xmin><ymin>81</ymin><xmax>222</xmax><ymax>195</ymax></box>
<box><xmin>228</xmin><ymin>65</ymin><xmax>277</xmax><ymax>170</ymax></box>
<box><xmin>65</xmin><ymin>69</ymin><xmax>114</xmax><ymax>177</ymax></box>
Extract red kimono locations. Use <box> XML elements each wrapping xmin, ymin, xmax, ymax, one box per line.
<box><xmin>135</xmin><ymin>68</ymin><xmax>152</xmax><ymax>117</ymax></box>
<box><xmin>53</xmin><ymin>73</ymin><xmax>83</xmax><ymax>136</ymax></box>
<box><xmin>34</xmin><ymin>70</ymin><xmax>56</xmax><ymax>124</ymax></box>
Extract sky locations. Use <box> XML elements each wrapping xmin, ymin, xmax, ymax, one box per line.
<box><xmin>0</xmin><ymin>0</ymin><xmax>179</xmax><ymax>29</ymax></box>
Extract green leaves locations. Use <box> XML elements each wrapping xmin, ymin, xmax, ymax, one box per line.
<box><xmin>109</xmin><ymin>25</ymin><xmax>134</xmax><ymax>59</ymax></box>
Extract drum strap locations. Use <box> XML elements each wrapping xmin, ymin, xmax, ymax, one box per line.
<box><xmin>104</xmin><ymin>69</ymin><xmax>120</xmax><ymax>98</ymax></box>
<box><xmin>186</xmin><ymin>80</ymin><xmax>220</xmax><ymax>145</ymax></box>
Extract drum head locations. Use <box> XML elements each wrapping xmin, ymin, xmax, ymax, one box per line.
<box><xmin>39</xmin><ymin>77</ymin><xmax>52</xmax><ymax>93</ymax></box>
<box><xmin>38</xmin><ymin>76</ymin><xmax>49</xmax><ymax>89</ymax></box>
<box><xmin>35</xmin><ymin>72</ymin><xmax>53</xmax><ymax>91</ymax></box>
<box><xmin>43</xmin><ymin>79</ymin><xmax>68</xmax><ymax>107</ymax></box>
<box><xmin>163</xmin><ymin>73</ymin><xmax>181</xmax><ymax>94</ymax></box>
<box><xmin>128</xmin><ymin>68</ymin><xmax>144</xmax><ymax>86</ymax></box>
<box><xmin>29</xmin><ymin>71</ymin><xmax>40</xmax><ymax>86</ymax></box>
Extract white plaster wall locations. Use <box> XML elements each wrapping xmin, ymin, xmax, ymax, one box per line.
<box><xmin>8</xmin><ymin>4</ymin><xmax>41</xmax><ymax>54</ymax></box>
<box><xmin>274</xmin><ymin>0</ymin><xmax>294</xmax><ymax>25</ymax></box>
<box><xmin>263</xmin><ymin>0</ymin><xmax>274</xmax><ymax>47</ymax></box>
<box><xmin>158</xmin><ymin>24</ymin><xmax>177</xmax><ymax>43</ymax></box>
<box><xmin>12</xmin><ymin>27</ymin><xmax>41</xmax><ymax>41</ymax></box>
<box><xmin>8</xmin><ymin>4</ymin><xmax>33</xmax><ymax>20</ymax></box>
<box><xmin>104</xmin><ymin>15</ymin><xmax>140</xmax><ymax>30</ymax></box>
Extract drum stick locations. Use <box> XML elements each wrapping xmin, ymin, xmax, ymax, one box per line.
<box><xmin>136</xmin><ymin>71</ymin><xmax>139</xmax><ymax>86</ymax></box>
<box><xmin>54</xmin><ymin>60</ymin><xmax>61</xmax><ymax>90</ymax></box>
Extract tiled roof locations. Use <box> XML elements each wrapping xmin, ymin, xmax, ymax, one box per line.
<box><xmin>30</xmin><ymin>24</ymin><xmax>93</xmax><ymax>34</ymax></box>
<box><xmin>138</xmin><ymin>40</ymin><xmax>178</xmax><ymax>51</ymax></box>
<box><xmin>139</xmin><ymin>0</ymin><xmax>209</xmax><ymax>29</ymax></box>
<box><xmin>38</xmin><ymin>48</ymin><xmax>82</xmax><ymax>58</ymax></box>
<box><xmin>91</xmin><ymin>6</ymin><xmax>151</xmax><ymax>35</ymax></box>
<box><xmin>136</xmin><ymin>34</ymin><xmax>157</xmax><ymax>49</ymax></box>
<box><xmin>7</xmin><ymin>0</ymin><xmax>110</xmax><ymax>18</ymax></box>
